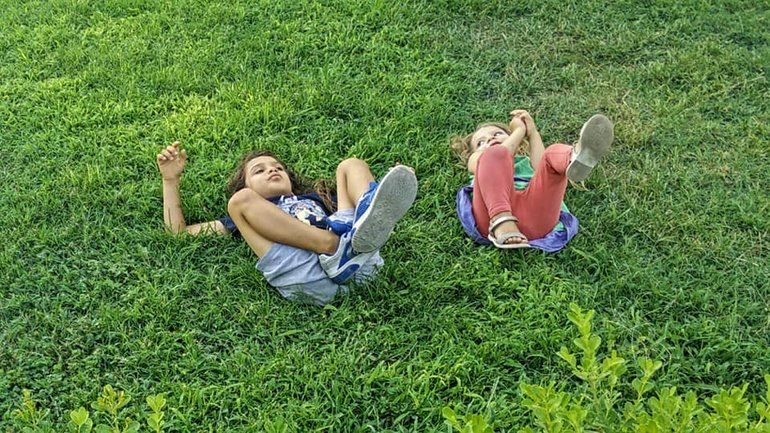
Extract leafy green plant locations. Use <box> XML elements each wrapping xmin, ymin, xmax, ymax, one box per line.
<box><xmin>11</xmin><ymin>387</ymin><xmax>168</xmax><ymax>433</ymax></box>
<box><xmin>11</xmin><ymin>389</ymin><xmax>54</xmax><ymax>433</ymax></box>
<box><xmin>518</xmin><ymin>382</ymin><xmax>586</xmax><ymax>433</ymax></box>
<box><xmin>90</xmin><ymin>385</ymin><xmax>140</xmax><ymax>433</ymax></box>
<box><xmin>443</xmin><ymin>303</ymin><xmax>770</xmax><ymax>433</ymax></box>
<box><xmin>556</xmin><ymin>303</ymin><xmax>629</xmax><ymax>428</ymax></box>
<box><xmin>68</xmin><ymin>407</ymin><xmax>93</xmax><ymax>433</ymax></box>
<box><xmin>145</xmin><ymin>394</ymin><xmax>166</xmax><ymax>433</ymax></box>
<box><xmin>442</xmin><ymin>406</ymin><xmax>494</xmax><ymax>433</ymax></box>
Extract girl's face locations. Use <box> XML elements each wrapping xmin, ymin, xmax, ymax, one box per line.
<box><xmin>244</xmin><ymin>156</ymin><xmax>293</xmax><ymax>198</ymax></box>
<box><xmin>470</xmin><ymin>126</ymin><xmax>509</xmax><ymax>152</ymax></box>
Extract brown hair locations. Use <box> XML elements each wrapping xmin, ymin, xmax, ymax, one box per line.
<box><xmin>449</xmin><ymin>122</ymin><xmax>529</xmax><ymax>164</ymax></box>
<box><xmin>227</xmin><ymin>150</ymin><xmax>337</xmax><ymax>212</ymax></box>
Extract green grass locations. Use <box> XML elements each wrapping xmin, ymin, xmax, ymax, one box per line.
<box><xmin>1</xmin><ymin>0</ymin><xmax>769</xmax><ymax>430</ymax></box>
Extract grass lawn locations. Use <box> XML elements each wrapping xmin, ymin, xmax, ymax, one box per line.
<box><xmin>1</xmin><ymin>0</ymin><xmax>769</xmax><ymax>430</ymax></box>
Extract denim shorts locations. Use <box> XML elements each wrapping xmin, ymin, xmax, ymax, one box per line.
<box><xmin>255</xmin><ymin>210</ymin><xmax>383</xmax><ymax>305</ymax></box>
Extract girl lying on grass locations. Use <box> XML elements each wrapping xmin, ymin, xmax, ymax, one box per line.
<box><xmin>451</xmin><ymin>110</ymin><xmax>613</xmax><ymax>252</ymax></box>
<box><xmin>157</xmin><ymin>142</ymin><xmax>418</xmax><ymax>305</ymax></box>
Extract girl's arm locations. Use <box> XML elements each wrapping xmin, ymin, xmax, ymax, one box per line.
<box><xmin>467</xmin><ymin>149</ymin><xmax>483</xmax><ymax>174</ymax></box>
<box><xmin>512</xmin><ymin>110</ymin><xmax>545</xmax><ymax>168</ymax></box>
<box><xmin>502</xmin><ymin>117</ymin><xmax>527</xmax><ymax>157</ymax></box>
<box><xmin>157</xmin><ymin>141</ymin><xmax>229</xmax><ymax>236</ymax></box>
<box><xmin>525</xmin><ymin>127</ymin><xmax>545</xmax><ymax>169</ymax></box>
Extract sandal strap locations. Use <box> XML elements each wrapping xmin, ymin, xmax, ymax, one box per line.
<box><xmin>489</xmin><ymin>215</ymin><xmax>518</xmax><ymax>233</ymax></box>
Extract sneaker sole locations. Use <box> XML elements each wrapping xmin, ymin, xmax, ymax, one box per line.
<box><xmin>351</xmin><ymin>165</ymin><xmax>417</xmax><ymax>253</ymax></box>
<box><xmin>566</xmin><ymin>114</ymin><xmax>614</xmax><ymax>182</ymax></box>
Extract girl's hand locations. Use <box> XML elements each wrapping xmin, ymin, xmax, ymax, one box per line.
<box><xmin>157</xmin><ymin>141</ymin><xmax>187</xmax><ymax>180</ymax></box>
<box><xmin>508</xmin><ymin>114</ymin><xmax>526</xmax><ymax>134</ymax></box>
<box><xmin>510</xmin><ymin>109</ymin><xmax>537</xmax><ymax>137</ymax></box>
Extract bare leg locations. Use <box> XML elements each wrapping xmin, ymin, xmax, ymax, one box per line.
<box><xmin>227</xmin><ymin>189</ymin><xmax>339</xmax><ymax>257</ymax></box>
<box><xmin>335</xmin><ymin>158</ymin><xmax>375</xmax><ymax>211</ymax></box>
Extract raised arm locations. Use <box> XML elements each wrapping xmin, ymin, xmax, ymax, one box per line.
<box><xmin>157</xmin><ymin>141</ymin><xmax>228</xmax><ymax>236</ymax></box>
<box><xmin>510</xmin><ymin>110</ymin><xmax>545</xmax><ymax>169</ymax></box>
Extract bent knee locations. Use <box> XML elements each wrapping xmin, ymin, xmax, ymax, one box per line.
<box><xmin>336</xmin><ymin>157</ymin><xmax>368</xmax><ymax>174</ymax></box>
<box><xmin>479</xmin><ymin>145</ymin><xmax>512</xmax><ymax>163</ymax></box>
<box><xmin>227</xmin><ymin>188</ymin><xmax>260</xmax><ymax>215</ymax></box>
<box><xmin>543</xmin><ymin>143</ymin><xmax>573</xmax><ymax>169</ymax></box>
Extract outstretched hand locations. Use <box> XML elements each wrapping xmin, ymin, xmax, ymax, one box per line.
<box><xmin>157</xmin><ymin>141</ymin><xmax>187</xmax><ymax>180</ymax></box>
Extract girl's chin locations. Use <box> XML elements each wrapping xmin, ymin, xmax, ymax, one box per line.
<box><xmin>269</xmin><ymin>187</ymin><xmax>292</xmax><ymax>195</ymax></box>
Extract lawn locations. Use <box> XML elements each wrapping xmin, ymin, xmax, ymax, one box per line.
<box><xmin>1</xmin><ymin>0</ymin><xmax>769</xmax><ymax>431</ymax></box>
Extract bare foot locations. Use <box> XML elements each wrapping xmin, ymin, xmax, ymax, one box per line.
<box><xmin>489</xmin><ymin>213</ymin><xmax>528</xmax><ymax>246</ymax></box>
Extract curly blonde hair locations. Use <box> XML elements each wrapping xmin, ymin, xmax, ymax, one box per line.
<box><xmin>449</xmin><ymin>122</ymin><xmax>529</xmax><ymax>164</ymax></box>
